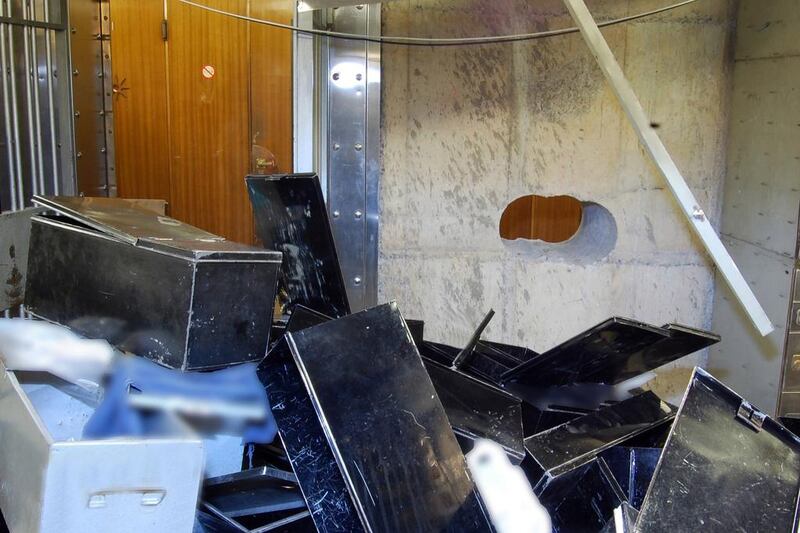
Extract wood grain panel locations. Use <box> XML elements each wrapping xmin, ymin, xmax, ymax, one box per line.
<box><xmin>499</xmin><ymin>195</ymin><xmax>533</xmax><ymax>241</ymax></box>
<box><xmin>249</xmin><ymin>0</ymin><xmax>294</xmax><ymax>175</ymax></box>
<box><xmin>499</xmin><ymin>194</ymin><xmax>583</xmax><ymax>243</ymax></box>
<box><xmin>166</xmin><ymin>0</ymin><xmax>254</xmax><ymax>243</ymax></box>
<box><xmin>111</xmin><ymin>0</ymin><xmax>172</xmax><ymax>203</ymax></box>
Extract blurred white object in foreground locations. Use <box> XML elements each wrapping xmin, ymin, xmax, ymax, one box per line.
<box><xmin>0</xmin><ymin>318</ymin><xmax>115</xmax><ymax>391</ymax></box>
<box><xmin>467</xmin><ymin>439</ymin><xmax>552</xmax><ymax>533</ymax></box>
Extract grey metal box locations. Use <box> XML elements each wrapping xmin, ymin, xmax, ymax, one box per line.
<box><xmin>24</xmin><ymin>197</ymin><xmax>282</xmax><ymax>370</ymax></box>
<box><xmin>0</xmin><ymin>363</ymin><xmax>204</xmax><ymax>533</ymax></box>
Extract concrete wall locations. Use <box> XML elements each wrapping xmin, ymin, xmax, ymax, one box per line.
<box><xmin>379</xmin><ymin>0</ymin><xmax>738</xmax><ymax>399</ymax></box>
<box><xmin>708</xmin><ymin>0</ymin><xmax>800</xmax><ymax>415</ymax></box>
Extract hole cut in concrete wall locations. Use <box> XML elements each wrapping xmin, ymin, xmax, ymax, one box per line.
<box><xmin>500</xmin><ymin>194</ymin><xmax>617</xmax><ymax>262</ymax></box>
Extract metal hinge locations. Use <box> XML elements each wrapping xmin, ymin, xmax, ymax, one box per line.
<box><xmin>161</xmin><ymin>19</ymin><xmax>168</xmax><ymax>41</ymax></box>
<box><xmin>736</xmin><ymin>400</ymin><xmax>766</xmax><ymax>432</ymax></box>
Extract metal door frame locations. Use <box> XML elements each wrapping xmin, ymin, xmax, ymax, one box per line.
<box><xmin>293</xmin><ymin>4</ymin><xmax>380</xmax><ymax>311</ymax></box>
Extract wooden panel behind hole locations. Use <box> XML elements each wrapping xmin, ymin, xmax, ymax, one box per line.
<box><xmin>111</xmin><ymin>0</ymin><xmax>172</xmax><ymax>204</ymax></box>
<box><xmin>498</xmin><ymin>195</ymin><xmax>533</xmax><ymax>241</ymax></box>
<box><xmin>249</xmin><ymin>0</ymin><xmax>294</xmax><ymax>176</ymax></box>
<box><xmin>167</xmin><ymin>0</ymin><xmax>254</xmax><ymax>244</ymax></box>
<box><xmin>499</xmin><ymin>194</ymin><xmax>583</xmax><ymax>243</ymax></box>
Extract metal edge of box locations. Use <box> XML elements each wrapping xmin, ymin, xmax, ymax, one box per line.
<box><xmin>0</xmin><ymin>364</ymin><xmax>55</xmax><ymax>533</ymax></box>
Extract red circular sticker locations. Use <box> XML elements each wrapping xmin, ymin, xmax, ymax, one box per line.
<box><xmin>202</xmin><ymin>65</ymin><xmax>215</xmax><ymax>79</ymax></box>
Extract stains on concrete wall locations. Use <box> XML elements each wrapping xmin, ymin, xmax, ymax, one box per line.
<box><xmin>379</xmin><ymin>0</ymin><xmax>736</xmax><ymax>400</ymax></box>
<box><xmin>708</xmin><ymin>0</ymin><xmax>800</xmax><ymax>415</ymax></box>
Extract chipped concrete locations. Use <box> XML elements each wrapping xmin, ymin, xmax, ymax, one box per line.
<box><xmin>379</xmin><ymin>0</ymin><xmax>737</xmax><ymax>402</ymax></box>
<box><xmin>708</xmin><ymin>0</ymin><xmax>800</xmax><ymax>415</ymax></box>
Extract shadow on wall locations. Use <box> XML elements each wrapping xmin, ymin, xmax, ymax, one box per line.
<box><xmin>500</xmin><ymin>195</ymin><xmax>617</xmax><ymax>263</ymax></box>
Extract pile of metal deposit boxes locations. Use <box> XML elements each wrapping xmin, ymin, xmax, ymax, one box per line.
<box><xmin>1</xmin><ymin>175</ymin><xmax>797</xmax><ymax>533</ymax></box>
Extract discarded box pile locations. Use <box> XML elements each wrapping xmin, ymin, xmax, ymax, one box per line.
<box><xmin>9</xmin><ymin>174</ymin><xmax>800</xmax><ymax>533</ymax></box>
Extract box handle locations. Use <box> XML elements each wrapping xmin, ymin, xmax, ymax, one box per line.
<box><xmin>87</xmin><ymin>489</ymin><xmax>166</xmax><ymax>508</ymax></box>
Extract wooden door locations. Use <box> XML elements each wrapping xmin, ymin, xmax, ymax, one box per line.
<box><xmin>110</xmin><ymin>0</ymin><xmax>293</xmax><ymax>244</ymax></box>
<box><xmin>110</xmin><ymin>0</ymin><xmax>171</xmax><ymax>203</ymax></box>
<box><xmin>166</xmin><ymin>0</ymin><xmax>253</xmax><ymax>243</ymax></box>
<box><xmin>249</xmin><ymin>0</ymin><xmax>293</xmax><ymax>176</ymax></box>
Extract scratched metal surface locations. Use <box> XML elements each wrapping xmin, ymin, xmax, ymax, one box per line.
<box><xmin>32</xmin><ymin>196</ymin><xmax>223</xmax><ymax>246</ymax></box>
<box><xmin>286</xmin><ymin>303</ymin><xmax>490</xmax><ymax>532</ymax></box>
<box><xmin>258</xmin><ymin>334</ymin><xmax>366</xmax><ymax>533</ymax></box>
<box><xmin>25</xmin><ymin>215</ymin><xmax>279</xmax><ymax>370</ymax></box>
<box><xmin>502</xmin><ymin>317</ymin><xmax>719</xmax><ymax>387</ymax></box>
<box><xmin>247</xmin><ymin>174</ymin><xmax>351</xmax><ymax>319</ymax></box>
<box><xmin>422</xmin><ymin>358</ymin><xmax>525</xmax><ymax>463</ymax></box>
<box><xmin>636</xmin><ymin>368</ymin><xmax>800</xmax><ymax>532</ymax></box>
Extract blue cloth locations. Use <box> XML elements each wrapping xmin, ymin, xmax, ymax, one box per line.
<box><xmin>83</xmin><ymin>356</ymin><xmax>276</xmax><ymax>444</ymax></box>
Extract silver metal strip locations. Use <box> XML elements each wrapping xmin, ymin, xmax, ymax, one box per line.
<box><xmin>43</xmin><ymin>0</ymin><xmax>58</xmax><ymax>193</ymax></box>
<box><xmin>99</xmin><ymin>0</ymin><xmax>114</xmax><ymax>196</ymax></box>
<box><xmin>57</xmin><ymin>0</ymin><xmax>75</xmax><ymax>196</ymax></box>
<box><xmin>363</xmin><ymin>4</ymin><xmax>379</xmax><ymax>309</ymax></box>
<box><xmin>325</xmin><ymin>5</ymin><xmax>374</xmax><ymax>311</ymax></box>
<box><xmin>1</xmin><ymin>11</ymin><xmax>20</xmax><ymax>211</ymax></box>
<box><xmin>563</xmin><ymin>0</ymin><xmax>773</xmax><ymax>336</ymax></box>
<box><xmin>292</xmin><ymin>8</ymin><xmax>314</xmax><ymax>174</ymax></box>
<box><xmin>28</xmin><ymin>2</ymin><xmax>45</xmax><ymax>195</ymax></box>
<box><xmin>7</xmin><ymin>21</ymin><xmax>25</xmax><ymax>208</ymax></box>
<box><xmin>21</xmin><ymin>15</ymin><xmax>39</xmax><ymax>196</ymax></box>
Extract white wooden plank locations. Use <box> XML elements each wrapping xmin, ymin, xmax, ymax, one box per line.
<box><xmin>563</xmin><ymin>0</ymin><xmax>774</xmax><ymax>336</ymax></box>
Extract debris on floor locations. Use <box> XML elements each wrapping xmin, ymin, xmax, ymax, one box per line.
<box><xmin>0</xmin><ymin>177</ymin><xmax>797</xmax><ymax>533</ymax></box>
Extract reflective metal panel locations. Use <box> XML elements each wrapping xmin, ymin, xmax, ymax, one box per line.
<box><xmin>25</xmin><ymin>212</ymin><xmax>281</xmax><ymax>370</ymax></box>
<box><xmin>258</xmin><ymin>334</ymin><xmax>365</xmax><ymax>532</ymax></box>
<box><xmin>325</xmin><ymin>5</ymin><xmax>380</xmax><ymax>311</ymax></box>
<box><xmin>247</xmin><ymin>174</ymin><xmax>350</xmax><ymax>318</ymax></box>
<box><xmin>423</xmin><ymin>358</ymin><xmax>525</xmax><ymax>464</ymax></box>
<box><xmin>502</xmin><ymin>317</ymin><xmax>719</xmax><ymax>387</ymax></box>
<box><xmin>536</xmin><ymin>458</ymin><xmax>625</xmax><ymax>533</ymax></box>
<box><xmin>637</xmin><ymin>368</ymin><xmax>800</xmax><ymax>532</ymax></box>
<box><xmin>32</xmin><ymin>195</ymin><xmax>223</xmax><ymax>245</ymax></box>
<box><xmin>600</xmin><ymin>446</ymin><xmax>660</xmax><ymax>509</ymax></box>
<box><xmin>286</xmin><ymin>303</ymin><xmax>490</xmax><ymax>532</ymax></box>
<box><xmin>523</xmin><ymin>391</ymin><xmax>676</xmax><ymax>489</ymax></box>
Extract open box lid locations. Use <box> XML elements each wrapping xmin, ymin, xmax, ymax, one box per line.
<box><xmin>32</xmin><ymin>196</ymin><xmax>280</xmax><ymax>262</ymax></box>
<box><xmin>636</xmin><ymin>367</ymin><xmax>800</xmax><ymax>532</ymax></box>
<box><xmin>501</xmin><ymin>317</ymin><xmax>719</xmax><ymax>387</ymax></box>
